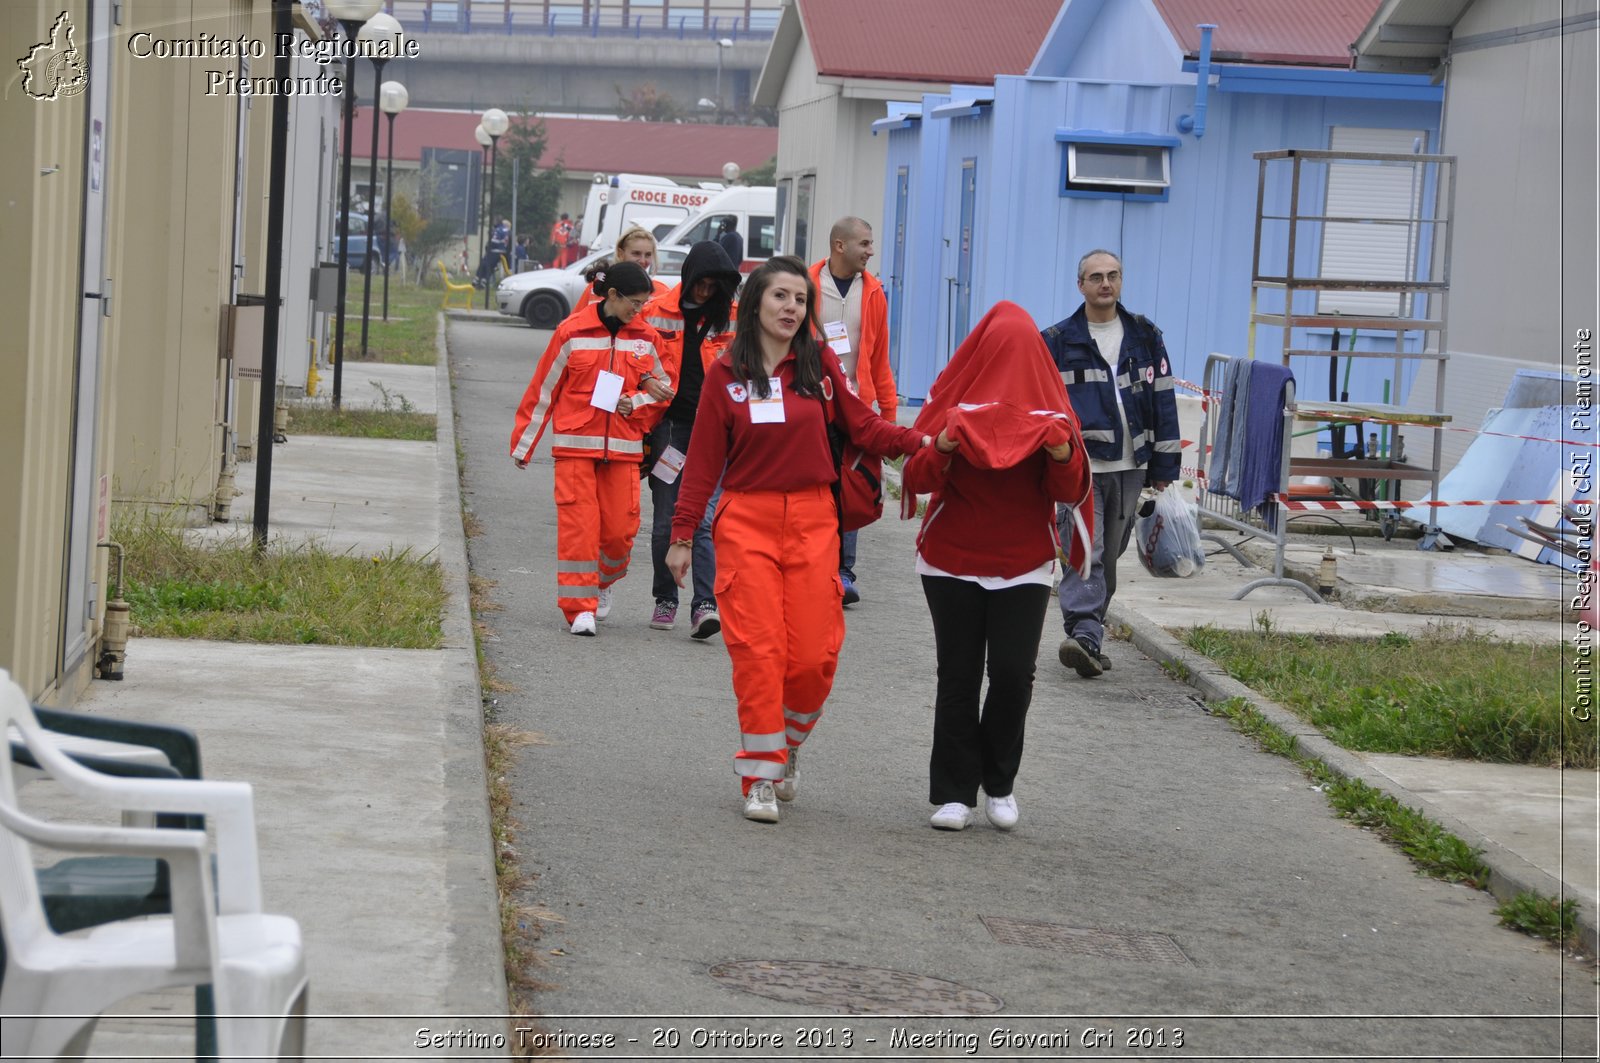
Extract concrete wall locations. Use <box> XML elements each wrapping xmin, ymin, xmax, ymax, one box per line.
<box><xmin>0</xmin><ymin>1</ymin><xmax>91</xmax><ymax>698</ymax></box>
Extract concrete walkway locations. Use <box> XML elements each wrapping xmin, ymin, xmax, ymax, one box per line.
<box><xmin>38</xmin><ymin>318</ymin><xmax>1593</xmax><ymax>1057</ymax></box>
<box><xmin>64</xmin><ymin>331</ymin><xmax>505</xmax><ymax>1059</ymax></box>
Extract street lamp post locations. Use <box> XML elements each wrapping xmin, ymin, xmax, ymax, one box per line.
<box><xmin>474</xmin><ymin>123</ymin><xmax>490</xmax><ymax>283</ymax></box>
<box><xmin>481</xmin><ymin>107</ymin><xmax>509</xmax><ymax>309</ymax></box>
<box><xmin>358</xmin><ymin>12</ymin><xmax>404</xmax><ymax>360</ymax></box>
<box><xmin>380</xmin><ymin>80</ymin><xmax>409</xmax><ymax>322</ymax></box>
<box><xmin>327</xmin><ymin>0</ymin><xmax>383</xmax><ymax>410</ymax></box>
<box><xmin>714</xmin><ymin>37</ymin><xmax>733</xmax><ymax>123</ymax></box>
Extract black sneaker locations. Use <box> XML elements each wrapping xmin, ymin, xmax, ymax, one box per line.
<box><xmin>1096</xmin><ymin>652</ymin><xmax>1113</xmax><ymax>672</ymax></box>
<box><xmin>1058</xmin><ymin>637</ymin><xmax>1104</xmax><ymax>678</ymax></box>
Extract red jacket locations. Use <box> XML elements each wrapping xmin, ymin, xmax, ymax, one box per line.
<box><xmin>640</xmin><ymin>285</ymin><xmax>738</xmax><ymax>387</ymax></box>
<box><xmin>672</xmin><ymin>347</ymin><xmax>925</xmax><ymax>541</ymax></box>
<box><xmin>905</xmin><ymin>445</ymin><xmax>1090</xmax><ymax>580</ymax></box>
<box><xmin>808</xmin><ymin>259</ymin><xmax>897</xmax><ymax>423</ymax></box>
<box><xmin>510</xmin><ymin>304</ymin><xmax>669</xmax><ymax>464</ymax></box>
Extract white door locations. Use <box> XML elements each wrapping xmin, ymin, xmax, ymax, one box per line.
<box><xmin>62</xmin><ymin>0</ymin><xmax>113</xmax><ymax>677</ymax></box>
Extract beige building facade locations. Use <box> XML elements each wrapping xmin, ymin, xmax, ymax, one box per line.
<box><xmin>1</xmin><ymin>0</ymin><xmax>335</xmax><ymax>703</ymax></box>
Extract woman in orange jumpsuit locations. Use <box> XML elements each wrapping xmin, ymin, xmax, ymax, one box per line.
<box><xmin>511</xmin><ymin>260</ymin><xmax>673</xmax><ymax>635</ymax></box>
<box><xmin>666</xmin><ymin>256</ymin><xmax>930</xmax><ymax>823</ymax></box>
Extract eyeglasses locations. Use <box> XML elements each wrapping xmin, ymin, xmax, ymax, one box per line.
<box><xmin>617</xmin><ymin>294</ymin><xmax>650</xmax><ymax>311</ymax></box>
<box><xmin>1083</xmin><ymin>271</ymin><xmax>1121</xmax><ymax>285</ymax></box>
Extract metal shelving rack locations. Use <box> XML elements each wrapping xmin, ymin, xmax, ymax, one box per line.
<box><xmin>1247</xmin><ymin>147</ymin><xmax>1457</xmax><ymax>549</ymax></box>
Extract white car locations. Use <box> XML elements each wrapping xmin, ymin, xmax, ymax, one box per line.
<box><xmin>496</xmin><ymin>246</ymin><xmax>685</xmax><ymax>329</ymax></box>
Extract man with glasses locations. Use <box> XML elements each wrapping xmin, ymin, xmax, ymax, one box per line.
<box><xmin>1041</xmin><ymin>249</ymin><xmax>1181</xmax><ymax>678</ymax></box>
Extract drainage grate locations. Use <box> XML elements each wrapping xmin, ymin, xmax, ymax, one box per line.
<box><xmin>981</xmin><ymin>917</ymin><xmax>1191</xmax><ymax>964</ymax></box>
<box><xmin>708</xmin><ymin>960</ymin><xmax>1004</xmax><ymax>1015</ymax></box>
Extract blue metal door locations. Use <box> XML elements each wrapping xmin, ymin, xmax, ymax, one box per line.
<box><xmin>888</xmin><ymin>166</ymin><xmax>909</xmax><ymax>378</ymax></box>
<box><xmin>953</xmin><ymin>158</ymin><xmax>977</xmax><ymax>353</ymax></box>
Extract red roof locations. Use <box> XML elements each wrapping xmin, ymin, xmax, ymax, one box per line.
<box><xmin>796</xmin><ymin>0</ymin><xmax>1060</xmax><ymax>84</ymax></box>
<box><xmin>350</xmin><ymin>109</ymin><xmax>778</xmax><ymax>181</ymax></box>
<box><xmin>1151</xmin><ymin>0</ymin><xmax>1382</xmax><ymax>67</ymax></box>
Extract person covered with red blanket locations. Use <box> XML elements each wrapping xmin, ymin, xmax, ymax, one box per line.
<box><xmin>665</xmin><ymin>256</ymin><xmax>931</xmax><ymax>825</ymax></box>
<box><xmin>902</xmin><ymin>301</ymin><xmax>1093</xmax><ymax>832</ymax></box>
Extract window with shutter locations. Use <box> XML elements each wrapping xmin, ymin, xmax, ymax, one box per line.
<box><xmin>1317</xmin><ymin>127</ymin><xmax>1429</xmax><ymax>317</ymax></box>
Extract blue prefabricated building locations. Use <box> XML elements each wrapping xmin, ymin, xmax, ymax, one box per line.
<box><xmin>878</xmin><ymin>2</ymin><xmax>1444</xmax><ymax>424</ymax></box>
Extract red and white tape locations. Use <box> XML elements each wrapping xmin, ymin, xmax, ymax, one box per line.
<box><xmin>1273</xmin><ymin>497</ymin><xmax>1567</xmax><ymax>513</ymax></box>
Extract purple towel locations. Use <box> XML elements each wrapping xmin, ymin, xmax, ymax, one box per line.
<box><xmin>1237</xmin><ymin>362</ymin><xmax>1294</xmax><ymax>529</ymax></box>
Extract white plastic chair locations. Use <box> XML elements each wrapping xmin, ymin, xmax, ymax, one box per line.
<box><xmin>0</xmin><ymin>671</ymin><xmax>307</xmax><ymax>1061</ymax></box>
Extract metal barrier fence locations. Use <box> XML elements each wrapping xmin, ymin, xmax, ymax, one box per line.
<box><xmin>386</xmin><ymin>0</ymin><xmax>779</xmax><ymax>38</ymax></box>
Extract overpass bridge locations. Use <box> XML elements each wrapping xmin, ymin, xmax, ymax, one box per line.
<box><xmin>382</xmin><ymin>0</ymin><xmax>779</xmax><ymax>116</ymax></box>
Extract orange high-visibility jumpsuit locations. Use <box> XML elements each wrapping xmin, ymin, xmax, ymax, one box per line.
<box><xmin>511</xmin><ymin>303</ymin><xmax>669</xmax><ymax>621</ymax></box>
<box><xmin>672</xmin><ymin>348</ymin><xmax>926</xmax><ymax>792</ymax></box>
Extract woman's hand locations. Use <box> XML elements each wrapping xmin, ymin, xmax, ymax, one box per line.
<box><xmin>665</xmin><ymin>542</ymin><xmax>692</xmax><ymax>586</ymax></box>
<box><xmin>1044</xmin><ymin>437</ymin><xmax>1074</xmax><ymax>462</ymax></box>
<box><xmin>642</xmin><ymin>377</ymin><xmax>675</xmax><ymax>403</ymax></box>
<box><xmin>616</xmin><ymin>395</ymin><xmax>635</xmax><ymax>417</ymax></box>
<box><xmin>935</xmin><ymin>430</ymin><xmax>958</xmax><ymax>454</ymax></box>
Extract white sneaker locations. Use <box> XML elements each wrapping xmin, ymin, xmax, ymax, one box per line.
<box><xmin>985</xmin><ymin>793</ymin><xmax>1019</xmax><ymax>831</ymax></box>
<box><xmin>743</xmin><ymin>781</ymin><xmax>780</xmax><ymax>823</ymax></box>
<box><xmin>570</xmin><ymin>611</ymin><xmax>597</xmax><ymax>636</ymax></box>
<box><xmin>773</xmin><ymin>748</ymin><xmax>798</xmax><ymax>802</ymax></box>
<box><xmin>930</xmin><ymin>802</ymin><xmax>973</xmax><ymax>831</ymax></box>
<box><xmin>596</xmin><ymin>588</ymin><xmax>613</xmax><ymax>621</ymax></box>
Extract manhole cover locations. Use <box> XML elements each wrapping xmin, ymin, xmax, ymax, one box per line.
<box><xmin>981</xmin><ymin>917</ymin><xmax>1190</xmax><ymax>965</ymax></box>
<box><xmin>708</xmin><ymin>960</ymin><xmax>1004</xmax><ymax>1015</ymax></box>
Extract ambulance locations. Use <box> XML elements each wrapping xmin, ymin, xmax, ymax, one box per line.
<box><xmin>656</xmin><ymin>185</ymin><xmax>777</xmax><ymax>273</ymax></box>
<box><xmin>578</xmin><ymin>174</ymin><xmax>723</xmax><ymax>254</ymax></box>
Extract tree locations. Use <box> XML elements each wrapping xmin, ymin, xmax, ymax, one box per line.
<box><xmin>406</xmin><ymin>167</ymin><xmax>471</xmax><ymax>280</ymax></box>
<box><xmin>494</xmin><ymin>109</ymin><xmax>566</xmax><ymax>264</ymax></box>
<box><xmin>614</xmin><ymin>83</ymin><xmax>684</xmax><ymax>123</ymax></box>
<box><xmin>742</xmin><ymin>155</ymin><xmax>777</xmax><ymax>186</ymax></box>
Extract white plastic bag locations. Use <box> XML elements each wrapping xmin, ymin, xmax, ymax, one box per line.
<box><xmin>1135</xmin><ymin>485</ymin><xmax>1205</xmax><ymax>578</ymax></box>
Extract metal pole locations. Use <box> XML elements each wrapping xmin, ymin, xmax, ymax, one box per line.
<box><xmin>360</xmin><ymin>58</ymin><xmax>387</xmax><ymax>357</ymax></box>
<box><xmin>360</xmin><ymin>57</ymin><xmax>389</xmax><ymax>358</ymax></box>
<box><xmin>332</xmin><ymin>22</ymin><xmax>362</xmax><ymax>409</ymax></box>
<box><xmin>255</xmin><ymin>0</ymin><xmax>293</xmax><ymax>550</ymax></box>
<box><xmin>382</xmin><ymin>110</ymin><xmax>396</xmax><ymax>320</ymax></box>
<box><xmin>510</xmin><ymin>154</ymin><xmax>518</xmax><ymax>270</ymax></box>
<box><xmin>485</xmin><ymin>136</ymin><xmax>499</xmax><ymax>308</ymax></box>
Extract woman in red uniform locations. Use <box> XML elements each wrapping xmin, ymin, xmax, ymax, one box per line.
<box><xmin>511</xmin><ymin>261</ymin><xmax>673</xmax><ymax>635</ymax></box>
<box><xmin>902</xmin><ymin>301</ymin><xmax>1093</xmax><ymax>831</ymax></box>
<box><xmin>666</xmin><ymin>256</ymin><xmax>930</xmax><ymax>823</ymax></box>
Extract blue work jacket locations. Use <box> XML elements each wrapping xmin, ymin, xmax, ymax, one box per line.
<box><xmin>1040</xmin><ymin>303</ymin><xmax>1181</xmax><ymax>484</ymax></box>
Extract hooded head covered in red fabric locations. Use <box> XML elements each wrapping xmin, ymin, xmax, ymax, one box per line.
<box><xmin>905</xmin><ymin>300</ymin><xmax>1093</xmax><ymax>575</ymax></box>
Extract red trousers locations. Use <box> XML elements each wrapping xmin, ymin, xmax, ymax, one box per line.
<box><xmin>553</xmin><ymin>457</ymin><xmax>641</xmax><ymax>621</ymax></box>
<box><xmin>712</xmin><ymin>484</ymin><xmax>846</xmax><ymax>793</ymax></box>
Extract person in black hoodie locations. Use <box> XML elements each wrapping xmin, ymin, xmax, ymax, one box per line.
<box><xmin>639</xmin><ymin>241</ymin><xmax>742</xmax><ymax>639</ymax></box>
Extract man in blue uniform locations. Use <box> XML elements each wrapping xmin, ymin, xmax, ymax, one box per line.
<box><xmin>1041</xmin><ymin>250</ymin><xmax>1181</xmax><ymax>678</ymax></box>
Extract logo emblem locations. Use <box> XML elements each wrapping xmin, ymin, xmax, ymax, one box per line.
<box><xmin>727</xmin><ymin>382</ymin><xmax>748</xmax><ymax>403</ymax></box>
<box><xmin>1159</xmin><ymin>357</ymin><xmax>1168</xmax><ymax>375</ymax></box>
<box><xmin>1145</xmin><ymin>366</ymin><xmax>1155</xmax><ymax>384</ymax></box>
<box><xmin>18</xmin><ymin>12</ymin><xmax>88</xmax><ymax>101</ymax></box>
<box><xmin>821</xmin><ymin>377</ymin><xmax>834</xmax><ymax>402</ymax></box>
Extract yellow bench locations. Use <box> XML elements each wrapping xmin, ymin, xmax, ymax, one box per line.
<box><xmin>438</xmin><ymin>261</ymin><xmax>475</xmax><ymax>310</ymax></box>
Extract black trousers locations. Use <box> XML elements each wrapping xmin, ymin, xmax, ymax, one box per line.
<box><xmin>922</xmin><ymin>575</ymin><xmax>1051</xmax><ymax>806</ymax></box>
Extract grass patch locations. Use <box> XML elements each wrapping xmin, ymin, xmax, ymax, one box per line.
<box><xmin>339</xmin><ymin>273</ymin><xmax>440</xmax><ymax>366</ymax></box>
<box><xmin>1210</xmin><ymin>698</ymin><xmax>1491</xmax><ymax>888</ymax></box>
<box><xmin>1182</xmin><ymin>620</ymin><xmax>1587</xmax><ymax>768</ymax></box>
<box><xmin>117</xmin><ymin>512</ymin><xmax>445</xmax><ymax>647</ymax></box>
<box><xmin>286</xmin><ymin>402</ymin><xmax>436</xmax><ymax>441</ymax></box>
<box><xmin>1496</xmin><ymin>893</ymin><xmax>1579</xmax><ymax>944</ymax></box>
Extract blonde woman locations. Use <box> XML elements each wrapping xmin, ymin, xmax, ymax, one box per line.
<box><xmin>575</xmin><ymin>225</ymin><xmax>669</xmax><ymax>314</ymax></box>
